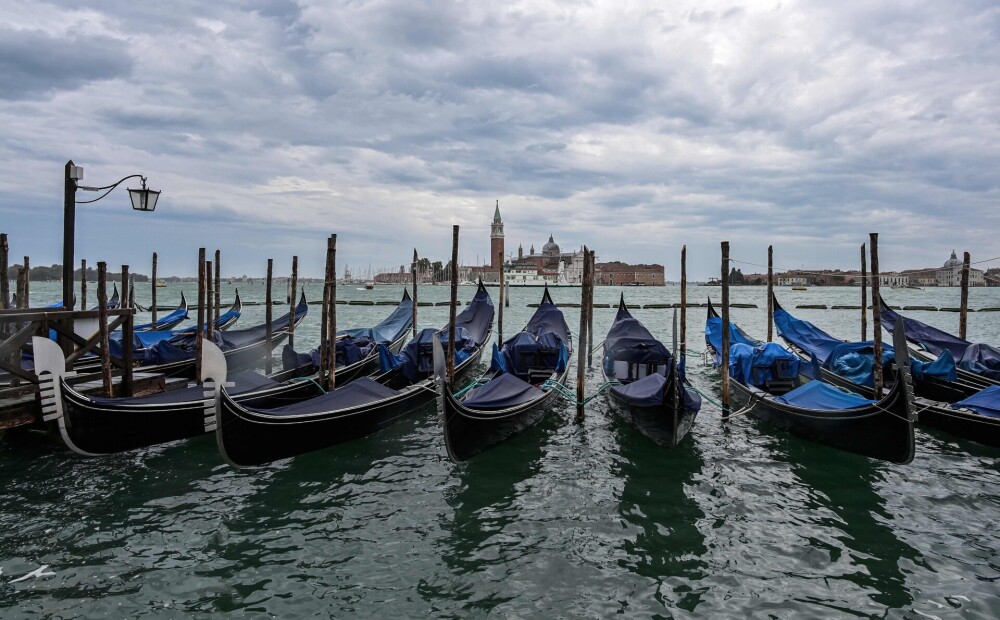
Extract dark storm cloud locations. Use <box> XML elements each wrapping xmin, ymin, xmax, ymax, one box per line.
<box><xmin>0</xmin><ymin>27</ymin><xmax>132</xmax><ymax>100</ymax></box>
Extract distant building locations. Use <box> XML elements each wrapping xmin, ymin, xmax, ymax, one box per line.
<box><xmin>594</xmin><ymin>262</ymin><xmax>665</xmax><ymax>286</ymax></box>
<box><xmin>879</xmin><ymin>273</ymin><xmax>909</xmax><ymax>287</ymax></box>
<box><xmin>935</xmin><ymin>250</ymin><xmax>984</xmax><ymax>287</ymax></box>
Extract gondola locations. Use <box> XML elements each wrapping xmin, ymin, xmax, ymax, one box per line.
<box><xmin>131</xmin><ymin>292</ymin><xmax>190</xmax><ymax>332</ymax></box>
<box><xmin>878</xmin><ymin>295</ymin><xmax>1000</xmax><ymax>390</ymax></box>
<box><xmin>120</xmin><ymin>290</ymin><xmax>242</xmax><ymax>351</ymax></box>
<box><xmin>273</xmin><ymin>288</ymin><xmax>415</xmax><ymax>384</ymax></box>
<box><xmin>602</xmin><ymin>294</ymin><xmax>701</xmax><ymax>447</ymax></box>
<box><xmin>32</xmin><ymin>337</ymin><xmax>321</xmax><ymax>455</ymax></box>
<box><xmin>79</xmin><ymin>291</ymin><xmax>306</xmax><ymax>379</ymax></box>
<box><xmin>439</xmin><ymin>286</ymin><xmax>571</xmax><ymax>462</ymax></box>
<box><xmin>775</xmin><ymin>296</ymin><xmax>1000</xmax><ymax>448</ymax></box>
<box><xmin>215</xmin><ymin>281</ymin><xmax>495</xmax><ymax>468</ymax></box>
<box><xmin>705</xmin><ymin>299</ymin><xmax>916</xmax><ymax>464</ymax></box>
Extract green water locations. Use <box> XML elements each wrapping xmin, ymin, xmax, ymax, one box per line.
<box><xmin>2</xmin><ymin>282</ymin><xmax>999</xmax><ymax>618</ymax></box>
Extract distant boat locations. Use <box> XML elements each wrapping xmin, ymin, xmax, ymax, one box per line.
<box><xmin>155</xmin><ymin>279</ymin><xmax>168</xmax><ymax>288</ymax></box>
<box><xmin>364</xmin><ymin>281</ymin><xmax>375</xmax><ymax>290</ymax></box>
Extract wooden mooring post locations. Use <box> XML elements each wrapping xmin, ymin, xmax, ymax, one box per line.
<box><xmin>98</xmin><ymin>262</ymin><xmax>113</xmax><ymax>397</ymax></box>
<box><xmin>0</xmin><ymin>233</ymin><xmax>8</xmax><ymax>311</ymax></box>
<box><xmin>22</xmin><ymin>256</ymin><xmax>29</xmax><ymax>307</ymax></box>
<box><xmin>587</xmin><ymin>249</ymin><xmax>595</xmax><ymax>368</ymax></box>
<box><xmin>320</xmin><ymin>241</ymin><xmax>332</xmax><ymax>388</ymax></box>
<box><xmin>196</xmin><ymin>248</ymin><xmax>206</xmax><ymax>384</ymax></box>
<box><xmin>150</xmin><ymin>252</ymin><xmax>157</xmax><ymax>326</ymax></box>
<box><xmin>411</xmin><ymin>248</ymin><xmax>418</xmax><ymax>339</ymax></box>
<box><xmin>870</xmin><ymin>234</ymin><xmax>883</xmax><ymax>399</ymax></box>
<box><xmin>329</xmin><ymin>235</ymin><xmax>337</xmax><ymax>390</ymax></box>
<box><xmin>16</xmin><ymin>266</ymin><xmax>26</xmax><ymax>309</ymax></box>
<box><xmin>576</xmin><ymin>245</ymin><xmax>591</xmax><ymax>416</ymax></box>
<box><xmin>80</xmin><ymin>259</ymin><xmax>88</xmax><ymax>310</ymax></box>
<box><xmin>121</xmin><ymin>264</ymin><xmax>133</xmax><ymax>396</ymax></box>
<box><xmin>680</xmin><ymin>245</ymin><xmax>687</xmax><ymax>358</ymax></box>
<box><xmin>214</xmin><ymin>250</ymin><xmax>221</xmax><ymax>330</ymax></box>
<box><xmin>960</xmin><ymin>251</ymin><xmax>971</xmax><ymax>340</ymax></box>
<box><xmin>721</xmin><ymin>241</ymin><xmax>731</xmax><ymax>417</ymax></box>
<box><xmin>289</xmin><ymin>255</ymin><xmax>298</xmax><ymax>350</ymax></box>
<box><xmin>497</xmin><ymin>250</ymin><xmax>504</xmax><ymax>345</ymax></box>
<box><xmin>206</xmin><ymin>260</ymin><xmax>214</xmax><ymax>341</ymax></box>
<box><xmin>861</xmin><ymin>243</ymin><xmax>867</xmax><ymax>341</ymax></box>
<box><xmin>265</xmin><ymin>258</ymin><xmax>273</xmax><ymax>375</ymax></box>
<box><xmin>766</xmin><ymin>245</ymin><xmax>773</xmax><ymax>342</ymax></box>
<box><xmin>447</xmin><ymin>226</ymin><xmax>459</xmax><ymax>386</ymax></box>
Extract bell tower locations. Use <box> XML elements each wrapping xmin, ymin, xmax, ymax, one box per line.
<box><xmin>490</xmin><ymin>200</ymin><xmax>504</xmax><ymax>271</ymax></box>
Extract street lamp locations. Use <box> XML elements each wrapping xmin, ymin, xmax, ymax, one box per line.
<box><xmin>62</xmin><ymin>159</ymin><xmax>160</xmax><ymax>315</ymax></box>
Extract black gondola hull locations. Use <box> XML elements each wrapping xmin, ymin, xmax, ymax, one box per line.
<box><xmin>605</xmin><ymin>380</ymin><xmax>698</xmax><ymax>449</ymax></box>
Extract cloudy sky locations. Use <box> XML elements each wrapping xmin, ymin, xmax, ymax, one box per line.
<box><xmin>1</xmin><ymin>0</ymin><xmax>998</xmax><ymax>280</ymax></box>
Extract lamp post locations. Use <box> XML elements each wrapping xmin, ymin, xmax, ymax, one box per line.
<box><xmin>62</xmin><ymin>160</ymin><xmax>160</xmax><ymax>311</ymax></box>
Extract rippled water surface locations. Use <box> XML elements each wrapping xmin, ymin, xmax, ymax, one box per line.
<box><xmin>2</xmin><ymin>282</ymin><xmax>999</xmax><ymax>618</ymax></box>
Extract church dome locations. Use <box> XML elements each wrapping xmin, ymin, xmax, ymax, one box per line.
<box><xmin>943</xmin><ymin>250</ymin><xmax>962</xmax><ymax>268</ymax></box>
<box><xmin>542</xmin><ymin>234</ymin><xmax>560</xmax><ymax>255</ymax></box>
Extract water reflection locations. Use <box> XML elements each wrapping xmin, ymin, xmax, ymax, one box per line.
<box><xmin>780</xmin><ymin>437</ymin><xmax>919</xmax><ymax>611</ymax></box>
<box><xmin>612</xmin><ymin>419</ymin><xmax>708</xmax><ymax>612</ymax></box>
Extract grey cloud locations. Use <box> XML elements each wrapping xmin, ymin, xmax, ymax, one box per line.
<box><xmin>0</xmin><ymin>28</ymin><xmax>132</xmax><ymax>100</ymax></box>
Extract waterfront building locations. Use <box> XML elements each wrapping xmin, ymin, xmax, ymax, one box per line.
<box><xmin>594</xmin><ymin>262</ymin><xmax>665</xmax><ymax>286</ymax></box>
<box><xmin>935</xmin><ymin>250</ymin><xmax>984</xmax><ymax>287</ymax></box>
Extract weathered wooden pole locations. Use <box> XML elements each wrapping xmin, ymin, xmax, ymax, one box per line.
<box><xmin>265</xmin><ymin>258</ymin><xmax>273</xmax><ymax>375</ymax></box>
<box><xmin>411</xmin><ymin>248</ymin><xmax>418</xmax><ymax>338</ymax></box>
<box><xmin>767</xmin><ymin>245</ymin><xmax>774</xmax><ymax>342</ymax></box>
<box><xmin>587</xmin><ymin>249</ymin><xmax>596</xmax><ymax>368</ymax></box>
<box><xmin>22</xmin><ymin>256</ymin><xmax>29</xmax><ymax>307</ymax></box>
<box><xmin>16</xmin><ymin>266</ymin><xmax>26</xmax><ymax>309</ymax></box>
<box><xmin>576</xmin><ymin>245</ymin><xmax>591</xmax><ymax>416</ymax></box>
<box><xmin>329</xmin><ymin>237</ymin><xmax>337</xmax><ymax>389</ymax></box>
<box><xmin>447</xmin><ymin>226</ymin><xmax>459</xmax><ymax>385</ymax></box>
<box><xmin>721</xmin><ymin>241</ymin><xmax>731</xmax><ymax>417</ymax></box>
<box><xmin>680</xmin><ymin>245</ymin><xmax>687</xmax><ymax>358</ymax></box>
<box><xmin>960</xmin><ymin>251</ymin><xmax>971</xmax><ymax>340</ymax></box>
<box><xmin>206</xmin><ymin>260</ymin><xmax>214</xmax><ymax>341</ymax></box>
<box><xmin>214</xmin><ymin>249</ymin><xmax>222</xmax><ymax>330</ymax></box>
<box><xmin>319</xmin><ymin>240</ymin><xmax>332</xmax><ymax>384</ymax></box>
<box><xmin>150</xmin><ymin>253</ymin><xmax>157</xmax><ymax>326</ymax></box>
<box><xmin>196</xmin><ymin>248</ymin><xmax>206</xmax><ymax>384</ymax></box>
<box><xmin>497</xmin><ymin>250</ymin><xmax>505</xmax><ymax>345</ymax></box>
<box><xmin>289</xmin><ymin>255</ymin><xmax>298</xmax><ymax>349</ymax></box>
<box><xmin>860</xmin><ymin>243</ymin><xmax>867</xmax><ymax>341</ymax></box>
<box><xmin>870</xmin><ymin>233</ymin><xmax>883</xmax><ymax>399</ymax></box>
<box><xmin>80</xmin><ymin>259</ymin><xmax>87</xmax><ymax>310</ymax></box>
<box><xmin>120</xmin><ymin>264</ymin><xmax>134</xmax><ymax>397</ymax></box>
<box><xmin>0</xmin><ymin>233</ymin><xmax>8</xmax><ymax>310</ymax></box>
<box><xmin>97</xmin><ymin>262</ymin><xmax>113</xmax><ymax>397</ymax></box>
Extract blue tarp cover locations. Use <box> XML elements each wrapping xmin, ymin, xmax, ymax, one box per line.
<box><xmin>338</xmin><ymin>294</ymin><xmax>413</xmax><ymax>345</ymax></box>
<box><xmin>603</xmin><ymin>303</ymin><xmax>671</xmax><ymax>379</ymax></box>
<box><xmin>951</xmin><ymin>385</ymin><xmax>1000</xmax><ymax>418</ymax></box>
<box><xmin>611</xmin><ymin>373</ymin><xmax>667</xmax><ymax>408</ymax></box>
<box><xmin>496</xmin><ymin>294</ymin><xmax>570</xmax><ymax>380</ymax></box>
<box><xmin>462</xmin><ymin>372</ymin><xmax>545</xmax><ymax>409</ymax></box>
<box><xmin>775</xmin><ymin>380</ymin><xmax>876</xmax><ymax>410</ymax></box>
<box><xmin>773</xmin><ymin>308</ymin><xmax>844</xmax><ymax>366</ymax></box>
<box><xmin>778</xmin><ymin>305</ymin><xmax>956</xmax><ymax>384</ymax></box>
<box><xmin>728</xmin><ymin>342</ymin><xmax>800</xmax><ymax>386</ymax></box>
<box><xmin>258</xmin><ymin>377</ymin><xmax>399</xmax><ymax>416</ymax></box>
<box><xmin>705</xmin><ymin>316</ymin><xmax>760</xmax><ymax>366</ymax></box>
<box><xmin>879</xmin><ymin>302</ymin><xmax>970</xmax><ymax>359</ymax></box>
<box><xmin>958</xmin><ymin>344</ymin><xmax>1000</xmax><ymax>381</ymax></box>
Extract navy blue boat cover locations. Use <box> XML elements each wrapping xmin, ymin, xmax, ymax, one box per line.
<box><xmin>879</xmin><ymin>301</ymin><xmax>970</xmax><ymax>359</ymax></box>
<box><xmin>454</xmin><ymin>288</ymin><xmax>568</xmax><ymax>410</ymax></box>
<box><xmin>774</xmin><ymin>381</ymin><xmax>876</xmax><ymax>410</ymax></box>
<box><xmin>379</xmin><ymin>284</ymin><xmax>494</xmax><ymax>381</ymax></box>
<box><xmin>611</xmin><ymin>373</ymin><xmax>667</xmax><ymax>407</ymax></box>
<box><xmin>339</xmin><ymin>292</ymin><xmax>413</xmax><ymax>345</ymax></box>
<box><xmin>951</xmin><ymin>385</ymin><xmax>1000</xmax><ymax>418</ymax></box>
<box><xmin>129</xmin><ymin>298</ymin><xmax>307</xmax><ymax>366</ymax></box>
<box><xmin>776</xmin><ymin>305</ymin><xmax>956</xmax><ymax>386</ymax></box>
<box><xmin>602</xmin><ymin>303</ymin><xmax>671</xmax><ymax>378</ymax></box>
<box><xmin>256</xmin><ymin>377</ymin><xmax>399</xmax><ymax>416</ymax></box>
<box><xmin>462</xmin><ymin>372</ymin><xmax>545</xmax><ymax>409</ymax></box>
<box><xmin>958</xmin><ymin>344</ymin><xmax>1000</xmax><ymax>380</ymax></box>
